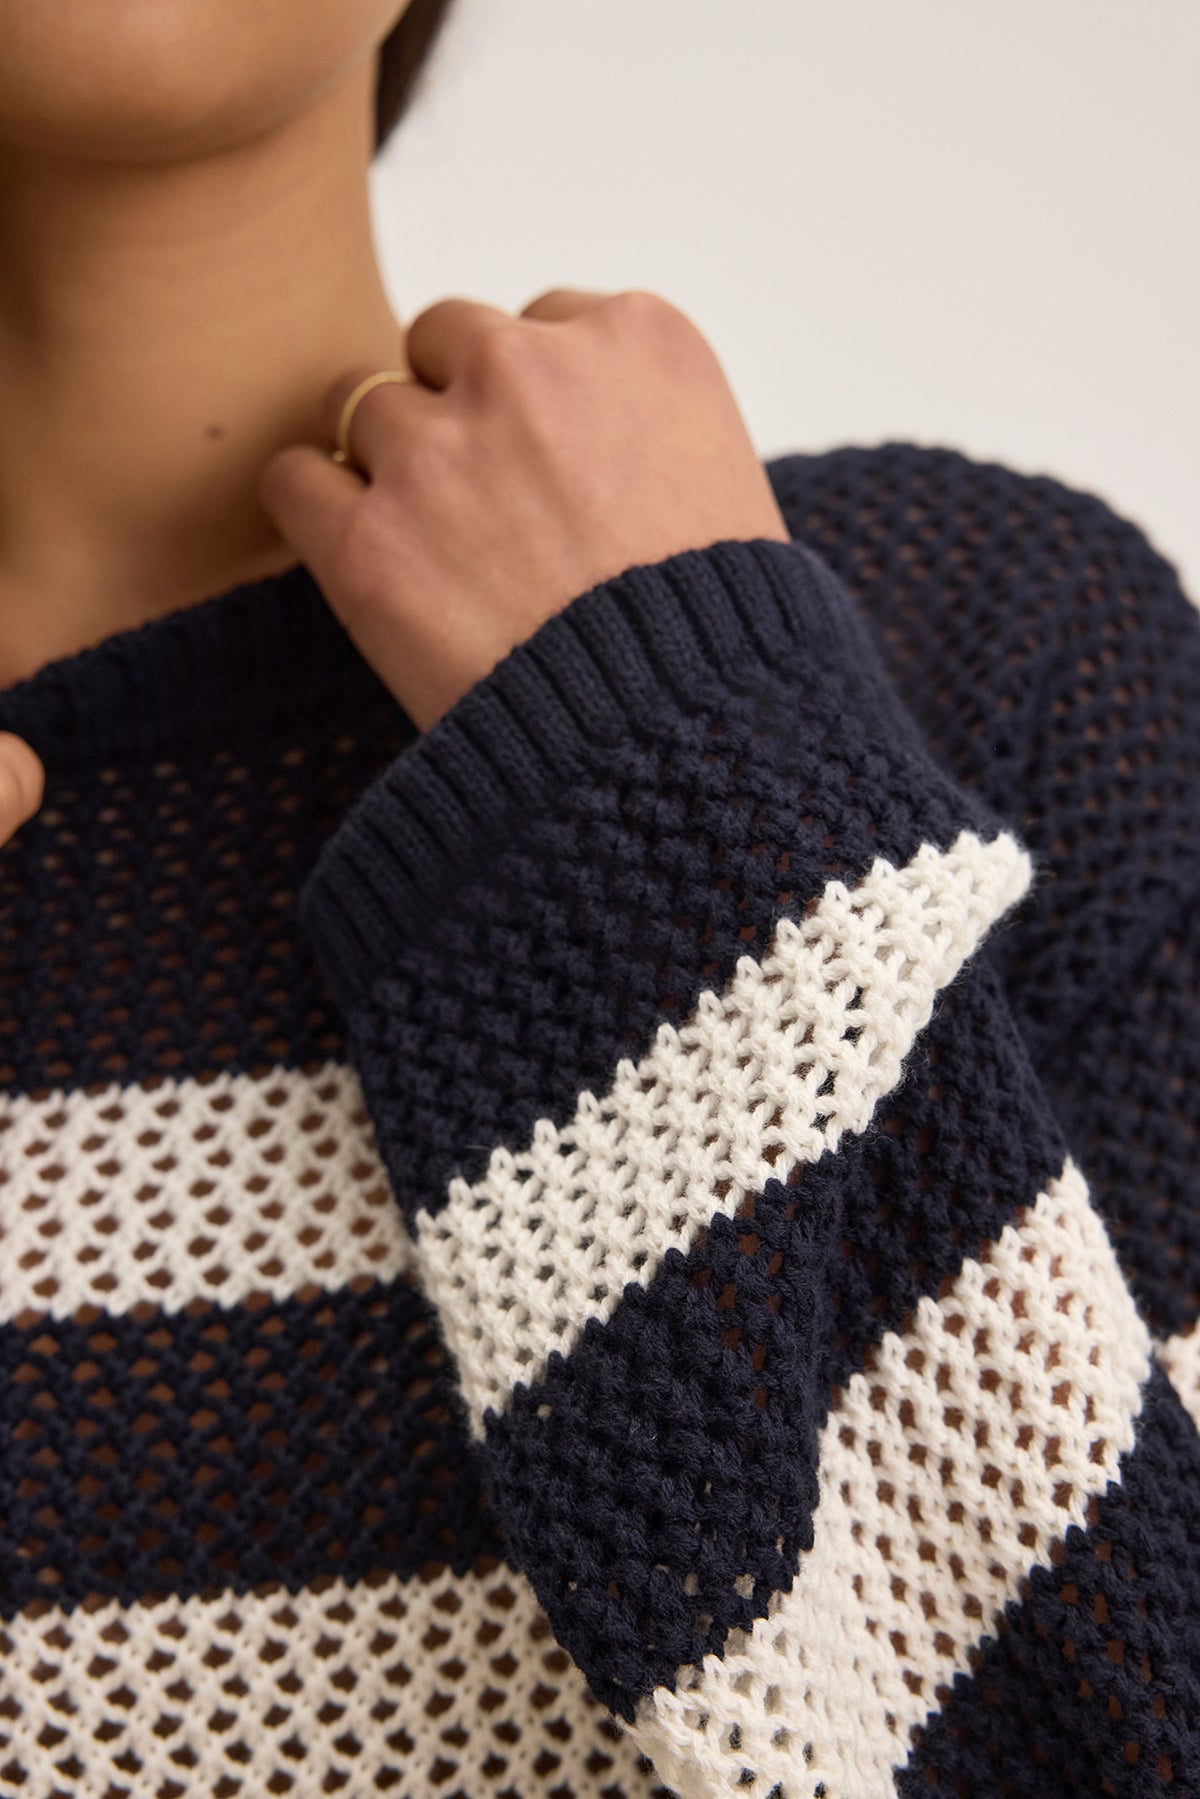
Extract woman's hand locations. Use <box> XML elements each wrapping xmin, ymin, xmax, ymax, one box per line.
<box><xmin>0</xmin><ymin>732</ymin><xmax>44</xmax><ymax>847</ymax></box>
<box><xmin>258</xmin><ymin>288</ymin><xmax>792</xmax><ymax>733</ymax></box>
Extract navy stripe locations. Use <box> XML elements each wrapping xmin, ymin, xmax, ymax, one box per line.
<box><xmin>0</xmin><ymin>695</ymin><xmax>412</xmax><ymax>1096</ymax></box>
<box><xmin>0</xmin><ymin>561</ymin><xmax>398</xmax><ymax>775</ymax></box>
<box><xmin>1039</xmin><ymin>904</ymin><xmax>1200</xmax><ymax>1338</ymax></box>
<box><xmin>347</xmin><ymin>658</ymin><xmax>1003</xmax><ymax>1215</ymax></box>
<box><xmin>0</xmin><ymin>1279</ymin><xmax>501</xmax><ymax>1615</ymax></box>
<box><xmin>822</xmin><ymin>946</ymin><xmax>1066</xmax><ymax>1385</ymax></box>
<box><xmin>479</xmin><ymin>963</ymin><xmax>1065</xmax><ymax>1718</ymax></box>
<box><xmin>897</xmin><ymin>1362</ymin><xmax>1200</xmax><ymax>1797</ymax></box>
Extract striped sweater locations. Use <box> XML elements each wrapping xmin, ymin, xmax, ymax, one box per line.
<box><xmin>0</xmin><ymin>441</ymin><xmax>1197</xmax><ymax>1799</ymax></box>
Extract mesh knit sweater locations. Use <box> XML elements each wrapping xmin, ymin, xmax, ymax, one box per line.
<box><xmin>0</xmin><ymin>441</ymin><xmax>1198</xmax><ymax>1799</ymax></box>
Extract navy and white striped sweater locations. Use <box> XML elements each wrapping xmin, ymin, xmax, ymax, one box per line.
<box><xmin>1</xmin><ymin>441</ymin><xmax>1197</xmax><ymax>1798</ymax></box>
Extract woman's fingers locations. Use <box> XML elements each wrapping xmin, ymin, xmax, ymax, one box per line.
<box><xmin>517</xmin><ymin>287</ymin><xmax>613</xmax><ymax>321</ymax></box>
<box><xmin>0</xmin><ymin>731</ymin><xmax>45</xmax><ymax>847</ymax></box>
<box><xmin>308</xmin><ymin>293</ymin><xmax>604</xmax><ymax>497</ymax></box>
<box><xmin>403</xmin><ymin>295</ymin><xmax>514</xmax><ymax>390</ymax></box>
<box><xmin>285</xmin><ymin>293</ymin><xmax>521</xmax><ymax>519</ymax></box>
<box><xmin>318</xmin><ymin>363</ymin><xmax>441</xmax><ymax>479</ymax></box>
<box><xmin>258</xmin><ymin>440</ymin><xmax>364</xmax><ymax>587</ymax></box>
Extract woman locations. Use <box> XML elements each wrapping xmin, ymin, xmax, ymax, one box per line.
<box><xmin>0</xmin><ymin>4</ymin><xmax>1197</xmax><ymax>1796</ymax></box>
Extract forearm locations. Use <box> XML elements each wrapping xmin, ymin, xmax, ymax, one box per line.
<box><xmin>298</xmin><ymin>531</ymin><xmax>1180</xmax><ymax>1795</ymax></box>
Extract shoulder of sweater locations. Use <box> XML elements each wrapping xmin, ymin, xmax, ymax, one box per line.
<box><xmin>763</xmin><ymin>438</ymin><xmax>1193</xmax><ymax>615</ymax></box>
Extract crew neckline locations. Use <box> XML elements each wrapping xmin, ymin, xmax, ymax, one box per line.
<box><xmin>0</xmin><ymin>558</ymin><xmax>397</xmax><ymax>772</ymax></box>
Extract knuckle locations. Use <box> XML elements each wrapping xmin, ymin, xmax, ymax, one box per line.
<box><xmin>473</xmin><ymin>321</ymin><xmax>557</xmax><ymax>391</ymax></box>
<box><xmin>520</xmin><ymin>285</ymin><xmax>576</xmax><ymax>315</ymax></box>
<box><xmin>409</xmin><ymin>294</ymin><xmax>470</xmax><ymax>333</ymax></box>
<box><xmin>612</xmin><ymin>285</ymin><xmax>672</xmax><ymax>314</ymax></box>
<box><xmin>606</xmin><ymin>288</ymin><xmax>714</xmax><ymax>365</ymax></box>
<box><xmin>610</xmin><ymin>287</ymin><xmax>686</xmax><ymax>332</ymax></box>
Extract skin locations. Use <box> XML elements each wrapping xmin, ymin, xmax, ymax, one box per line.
<box><xmin>0</xmin><ymin>1</ymin><xmax>791</xmax><ymax>848</ymax></box>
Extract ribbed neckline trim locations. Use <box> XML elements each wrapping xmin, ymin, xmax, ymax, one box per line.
<box><xmin>0</xmin><ymin>453</ymin><xmax>823</xmax><ymax>776</ymax></box>
<box><xmin>0</xmin><ymin>558</ymin><xmax>394</xmax><ymax>772</ymax></box>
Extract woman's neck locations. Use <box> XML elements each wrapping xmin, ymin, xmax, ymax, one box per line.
<box><xmin>0</xmin><ymin>54</ymin><xmax>406</xmax><ymax>689</ymax></box>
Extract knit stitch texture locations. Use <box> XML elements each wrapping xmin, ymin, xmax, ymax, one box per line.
<box><xmin>0</xmin><ymin>441</ymin><xmax>1197</xmax><ymax>1798</ymax></box>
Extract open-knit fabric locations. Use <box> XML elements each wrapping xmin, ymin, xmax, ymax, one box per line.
<box><xmin>1</xmin><ymin>440</ymin><xmax>1197</xmax><ymax>1798</ymax></box>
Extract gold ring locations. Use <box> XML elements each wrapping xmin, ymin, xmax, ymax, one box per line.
<box><xmin>331</xmin><ymin>369</ymin><xmax>414</xmax><ymax>473</ymax></box>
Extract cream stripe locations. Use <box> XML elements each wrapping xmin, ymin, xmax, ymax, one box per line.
<box><xmin>632</xmin><ymin>1159</ymin><xmax>1152</xmax><ymax>1799</ymax></box>
<box><xmin>416</xmin><ymin>829</ymin><xmax>1032</xmax><ymax>1436</ymax></box>
<box><xmin>0</xmin><ymin>1059</ymin><xmax>415</xmax><ymax>1323</ymax></box>
<box><xmin>1159</xmin><ymin>1318</ymin><xmax>1200</xmax><ymax>1433</ymax></box>
<box><xmin>0</xmin><ymin>1564</ymin><xmax>656</xmax><ymax>1799</ymax></box>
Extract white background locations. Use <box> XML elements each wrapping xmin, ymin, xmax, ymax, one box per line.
<box><xmin>371</xmin><ymin>0</ymin><xmax>1199</xmax><ymax>604</ymax></box>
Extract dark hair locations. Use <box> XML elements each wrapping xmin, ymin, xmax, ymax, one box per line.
<box><xmin>374</xmin><ymin>0</ymin><xmax>459</xmax><ymax>155</ymax></box>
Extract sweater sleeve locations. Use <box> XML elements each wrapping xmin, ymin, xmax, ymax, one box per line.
<box><xmin>296</xmin><ymin>532</ymin><xmax>1192</xmax><ymax>1798</ymax></box>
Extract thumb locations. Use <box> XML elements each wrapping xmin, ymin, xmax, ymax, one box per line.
<box><xmin>258</xmin><ymin>442</ymin><xmax>361</xmax><ymax>589</ymax></box>
<box><xmin>0</xmin><ymin>731</ymin><xmax>45</xmax><ymax>847</ymax></box>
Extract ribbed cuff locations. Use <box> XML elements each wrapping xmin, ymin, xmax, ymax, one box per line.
<box><xmin>296</xmin><ymin>534</ymin><xmax>889</xmax><ymax>1017</ymax></box>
